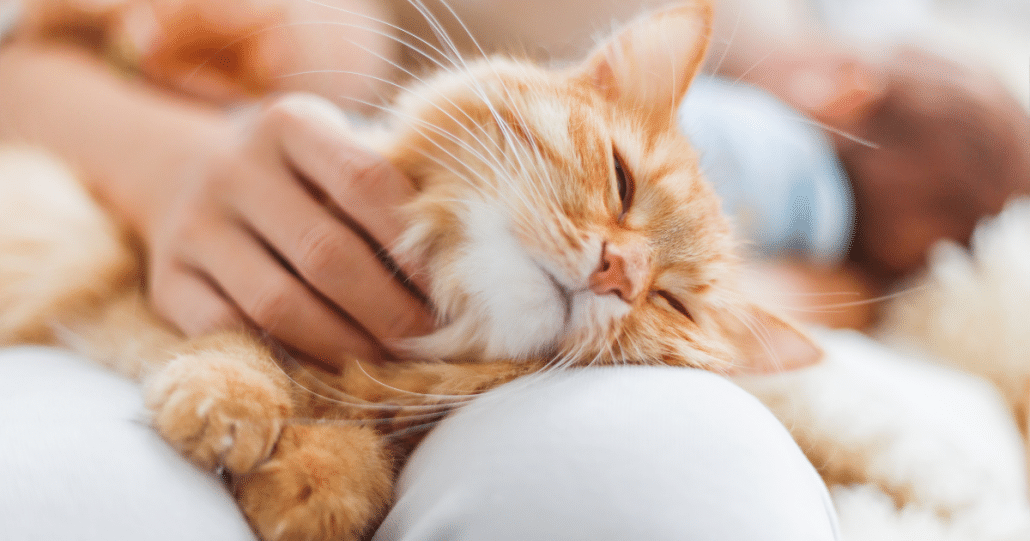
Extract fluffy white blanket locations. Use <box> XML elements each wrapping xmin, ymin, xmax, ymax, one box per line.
<box><xmin>741</xmin><ymin>199</ymin><xmax>1030</xmax><ymax>540</ymax></box>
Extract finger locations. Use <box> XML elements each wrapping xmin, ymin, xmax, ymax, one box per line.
<box><xmin>150</xmin><ymin>263</ymin><xmax>246</xmax><ymax>337</ymax></box>
<box><xmin>268</xmin><ymin>96</ymin><xmax>425</xmax><ymax>282</ymax></box>
<box><xmin>187</xmin><ymin>222</ymin><xmax>386</xmax><ymax>364</ymax></box>
<box><xmin>230</xmin><ymin>167</ymin><xmax>434</xmax><ymax>343</ymax></box>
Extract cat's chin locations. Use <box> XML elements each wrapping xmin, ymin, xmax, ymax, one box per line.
<box><xmin>391</xmin><ymin>288</ymin><xmax>630</xmax><ymax>364</ymax></box>
<box><xmin>396</xmin><ymin>298</ymin><xmax>565</xmax><ymax>362</ymax></box>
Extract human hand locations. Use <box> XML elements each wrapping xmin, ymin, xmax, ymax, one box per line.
<box><xmin>17</xmin><ymin>0</ymin><xmax>286</xmax><ymax>102</ymax></box>
<box><xmin>759</xmin><ymin>46</ymin><xmax>1030</xmax><ymax>282</ymax></box>
<box><xmin>17</xmin><ymin>0</ymin><xmax>398</xmax><ymax>107</ymax></box>
<box><xmin>117</xmin><ymin>0</ymin><xmax>287</xmax><ymax>102</ymax></box>
<box><xmin>142</xmin><ymin>93</ymin><xmax>433</xmax><ymax>365</ymax></box>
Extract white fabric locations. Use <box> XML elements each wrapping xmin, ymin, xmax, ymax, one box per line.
<box><xmin>378</xmin><ymin>366</ymin><xmax>840</xmax><ymax>541</ymax></box>
<box><xmin>0</xmin><ymin>347</ymin><xmax>253</xmax><ymax>541</ymax></box>
<box><xmin>0</xmin><ymin>348</ymin><xmax>839</xmax><ymax>540</ymax></box>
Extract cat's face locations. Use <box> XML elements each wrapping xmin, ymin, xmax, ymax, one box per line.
<box><xmin>390</xmin><ymin>2</ymin><xmax>818</xmax><ymax>373</ymax></box>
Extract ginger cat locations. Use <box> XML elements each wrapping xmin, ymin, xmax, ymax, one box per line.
<box><xmin>0</xmin><ymin>2</ymin><xmax>820</xmax><ymax>540</ymax></box>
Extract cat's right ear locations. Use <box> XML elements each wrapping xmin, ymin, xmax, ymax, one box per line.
<box><xmin>577</xmin><ymin>1</ymin><xmax>713</xmax><ymax>128</ymax></box>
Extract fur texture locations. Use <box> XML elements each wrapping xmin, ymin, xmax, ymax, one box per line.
<box><xmin>740</xmin><ymin>199</ymin><xmax>1030</xmax><ymax>540</ymax></box>
<box><xmin>0</xmin><ymin>3</ymin><xmax>821</xmax><ymax>540</ymax></box>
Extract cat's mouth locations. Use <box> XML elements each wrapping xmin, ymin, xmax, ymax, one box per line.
<box><xmin>540</xmin><ymin>267</ymin><xmax>574</xmax><ymax>328</ymax></box>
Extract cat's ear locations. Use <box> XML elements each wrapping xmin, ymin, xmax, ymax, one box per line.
<box><xmin>717</xmin><ymin>304</ymin><xmax>823</xmax><ymax>374</ymax></box>
<box><xmin>578</xmin><ymin>1</ymin><xmax>713</xmax><ymax>125</ymax></box>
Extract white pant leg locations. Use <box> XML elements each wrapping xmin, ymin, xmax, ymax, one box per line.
<box><xmin>0</xmin><ymin>348</ymin><xmax>839</xmax><ymax>541</ymax></box>
<box><xmin>374</xmin><ymin>366</ymin><xmax>840</xmax><ymax>541</ymax></box>
<box><xmin>0</xmin><ymin>346</ymin><xmax>255</xmax><ymax>541</ymax></box>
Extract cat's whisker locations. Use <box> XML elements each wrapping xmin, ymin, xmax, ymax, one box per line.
<box><xmin>311</xmin><ymin>49</ymin><xmax>540</xmax><ymax>207</ymax></box>
<box><xmin>273</xmin><ymin>37</ymin><xmax>512</xmax><ymax>176</ymax></box>
<box><xmin>708</xmin><ymin>2</ymin><xmax>744</xmax><ymax>78</ymax></box>
<box><xmin>505</xmin><ymin>118</ymin><xmax>564</xmax><ymax>216</ymax></box>
<box><xmin>272</xmin><ymin>354</ymin><xmax>479</xmax><ymax>415</ymax></box>
<box><xmin>308</xmin><ymin>404</ymin><xmax>455</xmax><ymax>428</ymax></box>
<box><xmin>382</xmin><ymin>417</ymin><xmax>450</xmax><ymax>440</ymax></box>
<box><xmin>299</xmin><ymin>0</ymin><xmax>458</xmax><ymax>70</ymax></box>
<box><xmin>176</xmin><ymin>14</ymin><xmax>513</xmax><ymax>179</ymax></box>
<box><xmin>335</xmin><ymin>91</ymin><xmax>493</xmax><ymax>171</ymax></box>
<box><xmin>405</xmin><ymin>0</ymin><xmax>468</xmax><ymax>69</ymax></box>
<box><xmin>173</xmin><ymin>20</ymin><xmax>422</xmax><ymax>96</ymax></box>
<box><xmin>394</xmin><ymin>119</ymin><xmax>534</xmax><ymax>214</ymax></box>
<box><xmin>722</xmin><ymin>37</ymin><xmax>880</xmax><ymax>150</ymax></box>
<box><xmin>385</xmin><ymin>0</ymin><xmax>563</xmax><ymax>217</ymax></box>
<box><xmin>400</xmin><ymin>141</ymin><xmax>549</xmax><ymax>242</ymax></box>
<box><xmin>608</xmin><ymin>332</ymin><xmax>627</xmax><ymax>367</ymax></box>
<box><xmin>401</xmin><ymin>0</ymin><xmax>554</xmax><ymax>205</ymax></box>
<box><xmin>730</xmin><ymin>46</ymin><xmax>779</xmax><ymax>88</ymax></box>
<box><xmin>351</xmin><ymin>357</ymin><xmax>481</xmax><ymax>402</ymax></box>
<box><xmin>403</xmin><ymin>0</ymin><xmax>507</xmax><ymax>120</ymax></box>
<box><xmin>407</xmin><ymin>150</ymin><xmax>495</xmax><ymax>204</ymax></box>
<box><xmin>788</xmin><ymin>282</ymin><xmax>929</xmax><ymax>311</ymax></box>
<box><xmin>335</xmin><ymin>95</ymin><xmax>516</xmax><ymax>206</ymax></box>
<box><xmin>401</xmin><ymin>130</ymin><xmax>547</xmax><ymax>228</ymax></box>
<box><xmin>789</xmin><ymin>114</ymin><xmax>881</xmax><ymax>149</ymax></box>
<box><xmin>557</xmin><ymin>339</ymin><xmax>595</xmax><ymax>372</ymax></box>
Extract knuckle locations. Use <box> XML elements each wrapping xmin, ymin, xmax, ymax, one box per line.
<box><xmin>297</xmin><ymin>222</ymin><xmax>349</xmax><ymax>282</ymax></box>
<box><xmin>335</xmin><ymin>151</ymin><xmax>393</xmax><ymax>194</ymax></box>
<box><xmin>260</xmin><ymin>97</ymin><xmax>300</xmax><ymax>127</ymax></box>
<box><xmin>246</xmin><ymin>277</ymin><xmax>294</xmax><ymax>331</ymax></box>
<box><xmin>261</xmin><ymin>93</ymin><xmax>332</xmax><ymax>132</ymax></box>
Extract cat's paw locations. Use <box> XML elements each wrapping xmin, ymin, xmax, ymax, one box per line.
<box><xmin>145</xmin><ymin>350</ymin><xmax>292</xmax><ymax>473</ymax></box>
<box><xmin>235</xmin><ymin>424</ymin><xmax>393</xmax><ymax>541</ymax></box>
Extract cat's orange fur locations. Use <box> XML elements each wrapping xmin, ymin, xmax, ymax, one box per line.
<box><xmin>0</xmin><ymin>3</ymin><xmax>820</xmax><ymax>540</ymax></box>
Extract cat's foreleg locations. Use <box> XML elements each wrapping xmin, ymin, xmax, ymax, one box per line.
<box><xmin>144</xmin><ymin>332</ymin><xmax>293</xmax><ymax>474</ymax></box>
<box><xmin>233</xmin><ymin>422</ymin><xmax>394</xmax><ymax>541</ymax></box>
<box><xmin>146</xmin><ymin>333</ymin><xmax>398</xmax><ymax>541</ymax></box>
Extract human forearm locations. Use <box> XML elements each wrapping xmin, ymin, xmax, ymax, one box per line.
<box><xmin>0</xmin><ymin>41</ymin><xmax>231</xmax><ymax>234</ymax></box>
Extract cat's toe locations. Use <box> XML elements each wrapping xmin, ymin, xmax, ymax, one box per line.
<box><xmin>145</xmin><ymin>350</ymin><xmax>292</xmax><ymax>473</ymax></box>
<box><xmin>235</xmin><ymin>424</ymin><xmax>393</xmax><ymax>541</ymax></box>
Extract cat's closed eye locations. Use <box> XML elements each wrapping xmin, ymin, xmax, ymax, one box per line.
<box><xmin>655</xmin><ymin>290</ymin><xmax>694</xmax><ymax>322</ymax></box>
<box><xmin>613</xmin><ymin>147</ymin><xmax>635</xmax><ymax>222</ymax></box>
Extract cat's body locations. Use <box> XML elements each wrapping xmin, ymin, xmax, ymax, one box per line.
<box><xmin>0</xmin><ymin>3</ymin><xmax>819</xmax><ymax>539</ymax></box>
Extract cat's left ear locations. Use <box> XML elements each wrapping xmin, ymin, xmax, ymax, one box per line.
<box><xmin>718</xmin><ymin>303</ymin><xmax>824</xmax><ymax>374</ymax></box>
<box><xmin>579</xmin><ymin>1</ymin><xmax>713</xmax><ymax>126</ymax></box>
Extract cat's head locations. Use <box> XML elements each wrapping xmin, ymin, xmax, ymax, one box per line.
<box><xmin>389</xmin><ymin>1</ymin><xmax>820</xmax><ymax>373</ymax></box>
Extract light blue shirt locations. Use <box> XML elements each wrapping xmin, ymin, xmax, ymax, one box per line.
<box><xmin>680</xmin><ymin>77</ymin><xmax>855</xmax><ymax>264</ymax></box>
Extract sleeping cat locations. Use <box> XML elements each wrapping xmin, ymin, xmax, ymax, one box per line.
<box><xmin>0</xmin><ymin>2</ymin><xmax>820</xmax><ymax>540</ymax></box>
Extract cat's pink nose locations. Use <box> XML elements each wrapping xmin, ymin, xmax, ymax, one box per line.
<box><xmin>589</xmin><ymin>242</ymin><xmax>648</xmax><ymax>302</ymax></box>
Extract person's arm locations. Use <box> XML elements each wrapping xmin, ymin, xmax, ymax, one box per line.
<box><xmin>0</xmin><ymin>42</ymin><xmax>223</xmax><ymax>233</ymax></box>
<box><xmin>0</xmin><ymin>36</ymin><xmax>432</xmax><ymax>366</ymax></box>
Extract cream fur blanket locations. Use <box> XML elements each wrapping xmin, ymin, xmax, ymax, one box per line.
<box><xmin>741</xmin><ymin>199</ymin><xmax>1030</xmax><ymax>540</ymax></box>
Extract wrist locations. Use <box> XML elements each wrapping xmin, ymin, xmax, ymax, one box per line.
<box><xmin>0</xmin><ymin>40</ymin><xmax>237</xmax><ymax>242</ymax></box>
<box><xmin>116</xmin><ymin>101</ymin><xmax>235</xmax><ymax>242</ymax></box>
